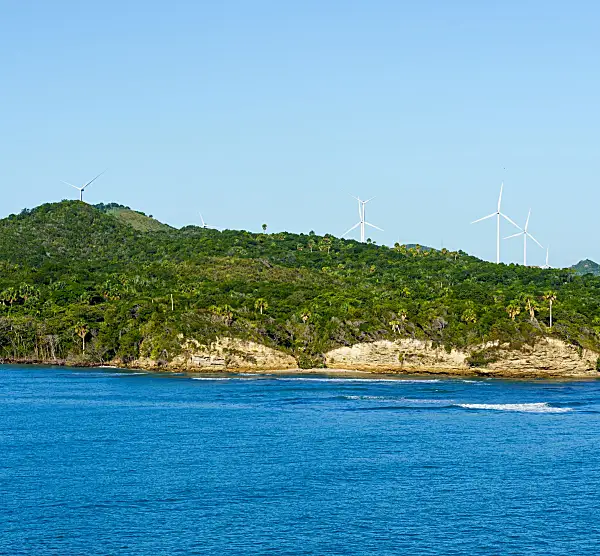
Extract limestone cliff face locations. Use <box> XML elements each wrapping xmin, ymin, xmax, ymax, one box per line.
<box><xmin>325</xmin><ymin>339</ymin><xmax>468</xmax><ymax>373</ymax></box>
<box><xmin>325</xmin><ymin>338</ymin><xmax>599</xmax><ymax>378</ymax></box>
<box><xmin>130</xmin><ymin>337</ymin><xmax>297</xmax><ymax>372</ymax></box>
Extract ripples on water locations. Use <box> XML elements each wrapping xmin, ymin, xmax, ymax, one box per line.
<box><xmin>1</xmin><ymin>366</ymin><xmax>599</xmax><ymax>555</ymax></box>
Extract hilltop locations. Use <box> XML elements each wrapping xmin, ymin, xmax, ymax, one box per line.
<box><xmin>94</xmin><ymin>203</ymin><xmax>173</xmax><ymax>232</ymax></box>
<box><xmin>572</xmin><ymin>259</ymin><xmax>600</xmax><ymax>276</ymax></box>
<box><xmin>0</xmin><ymin>201</ymin><xmax>599</xmax><ymax>374</ymax></box>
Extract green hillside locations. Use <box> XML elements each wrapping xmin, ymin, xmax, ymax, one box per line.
<box><xmin>572</xmin><ymin>259</ymin><xmax>600</xmax><ymax>276</ymax></box>
<box><xmin>0</xmin><ymin>201</ymin><xmax>599</xmax><ymax>367</ymax></box>
<box><xmin>94</xmin><ymin>203</ymin><xmax>173</xmax><ymax>232</ymax></box>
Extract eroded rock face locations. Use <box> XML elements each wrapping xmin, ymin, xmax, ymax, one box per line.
<box><xmin>484</xmin><ymin>338</ymin><xmax>598</xmax><ymax>377</ymax></box>
<box><xmin>325</xmin><ymin>339</ymin><xmax>468</xmax><ymax>373</ymax></box>
<box><xmin>170</xmin><ymin>337</ymin><xmax>297</xmax><ymax>372</ymax></box>
<box><xmin>325</xmin><ymin>338</ymin><xmax>599</xmax><ymax>378</ymax></box>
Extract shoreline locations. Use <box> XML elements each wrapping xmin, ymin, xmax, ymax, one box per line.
<box><xmin>1</xmin><ymin>358</ymin><xmax>599</xmax><ymax>381</ymax></box>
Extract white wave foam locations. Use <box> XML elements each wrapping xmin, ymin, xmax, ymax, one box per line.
<box><xmin>276</xmin><ymin>377</ymin><xmax>441</xmax><ymax>383</ymax></box>
<box><xmin>457</xmin><ymin>403</ymin><xmax>572</xmax><ymax>413</ymax></box>
<box><xmin>191</xmin><ymin>377</ymin><xmax>234</xmax><ymax>381</ymax></box>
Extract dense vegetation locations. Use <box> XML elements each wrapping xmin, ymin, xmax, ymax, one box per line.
<box><xmin>1</xmin><ymin>201</ymin><xmax>599</xmax><ymax>367</ymax></box>
<box><xmin>572</xmin><ymin>259</ymin><xmax>600</xmax><ymax>277</ymax></box>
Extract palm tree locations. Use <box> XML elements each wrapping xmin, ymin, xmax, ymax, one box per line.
<box><xmin>2</xmin><ymin>287</ymin><xmax>18</xmax><ymax>314</ymax></box>
<box><xmin>389</xmin><ymin>320</ymin><xmax>401</xmax><ymax>334</ymax></box>
<box><xmin>543</xmin><ymin>291</ymin><xmax>557</xmax><ymax>328</ymax></box>
<box><xmin>506</xmin><ymin>302</ymin><xmax>521</xmax><ymax>321</ymax></box>
<box><xmin>255</xmin><ymin>298</ymin><xmax>268</xmax><ymax>315</ymax></box>
<box><xmin>523</xmin><ymin>296</ymin><xmax>538</xmax><ymax>321</ymax></box>
<box><xmin>74</xmin><ymin>322</ymin><xmax>88</xmax><ymax>353</ymax></box>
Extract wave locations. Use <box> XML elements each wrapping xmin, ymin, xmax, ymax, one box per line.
<box><xmin>191</xmin><ymin>377</ymin><xmax>235</xmax><ymax>381</ymax></box>
<box><xmin>274</xmin><ymin>377</ymin><xmax>442</xmax><ymax>384</ymax></box>
<box><xmin>457</xmin><ymin>403</ymin><xmax>572</xmax><ymax>413</ymax></box>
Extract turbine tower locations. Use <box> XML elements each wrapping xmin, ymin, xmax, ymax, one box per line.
<box><xmin>504</xmin><ymin>209</ymin><xmax>543</xmax><ymax>266</ymax></box>
<box><xmin>62</xmin><ymin>170</ymin><xmax>106</xmax><ymax>202</ymax></box>
<box><xmin>471</xmin><ymin>182</ymin><xmax>521</xmax><ymax>264</ymax></box>
<box><xmin>342</xmin><ymin>195</ymin><xmax>383</xmax><ymax>242</ymax></box>
<box><xmin>541</xmin><ymin>247</ymin><xmax>552</xmax><ymax>269</ymax></box>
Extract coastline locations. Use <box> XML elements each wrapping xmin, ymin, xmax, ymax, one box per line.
<box><xmin>1</xmin><ymin>357</ymin><xmax>599</xmax><ymax>380</ymax></box>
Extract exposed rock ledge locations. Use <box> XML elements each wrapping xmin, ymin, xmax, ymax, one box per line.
<box><xmin>119</xmin><ymin>336</ymin><xmax>600</xmax><ymax>378</ymax></box>
<box><xmin>129</xmin><ymin>337</ymin><xmax>297</xmax><ymax>372</ymax></box>
<box><xmin>325</xmin><ymin>338</ymin><xmax>599</xmax><ymax>378</ymax></box>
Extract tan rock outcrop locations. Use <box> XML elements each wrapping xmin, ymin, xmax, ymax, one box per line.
<box><xmin>325</xmin><ymin>337</ymin><xmax>599</xmax><ymax>378</ymax></box>
<box><xmin>170</xmin><ymin>337</ymin><xmax>297</xmax><ymax>372</ymax></box>
<box><xmin>326</xmin><ymin>339</ymin><xmax>468</xmax><ymax>373</ymax></box>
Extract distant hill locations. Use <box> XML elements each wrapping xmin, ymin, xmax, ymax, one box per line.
<box><xmin>571</xmin><ymin>259</ymin><xmax>600</xmax><ymax>276</ymax></box>
<box><xmin>94</xmin><ymin>203</ymin><xmax>172</xmax><ymax>232</ymax></box>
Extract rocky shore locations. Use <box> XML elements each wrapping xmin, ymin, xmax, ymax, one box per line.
<box><xmin>3</xmin><ymin>337</ymin><xmax>599</xmax><ymax>379</ymax></box>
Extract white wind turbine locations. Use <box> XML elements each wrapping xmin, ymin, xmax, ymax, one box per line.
<box><xmin>504</xmin><ymin>209</ymin><xmax>543</xmax><ymax>266</ymax></box>
<box><xmin>342</xmin><ymin>195</ymin><xmax>383</xmax><ymax>242</ymax></box>
<box><xmin>199</xmin><ymin>213</ymin><xmax>220</xmax><ymax>230</ymax></box>
<box><xmin>541</xmin><ymin>247</ymin><xmax>552</xmax><ymax>269</ymax></box>
<box><xmin>471</xmin><ymin>182</ymin><xmax>521</xmax><ymax>264</ymax></box>
<box><xmin>62</xmin><ymin>170</ymin><xmax>106</xmax><ymax>202</ymax></box>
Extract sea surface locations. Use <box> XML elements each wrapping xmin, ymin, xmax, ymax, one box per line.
<box><xmin>1</xmin><ymin>365</ymin><xmax>599</xmax><ymax>555</ymax></box>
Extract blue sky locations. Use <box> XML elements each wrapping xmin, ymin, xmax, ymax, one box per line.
<box><xmin>1</xmin><ymin>1</ymin><xmax>599</xmax><ymax>267</ymax></box>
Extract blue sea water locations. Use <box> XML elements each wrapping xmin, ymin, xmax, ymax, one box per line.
<box><xmin>1</xmin><ymin>366</ymin><xmax>599</xmax><ymax>555</ymax></box>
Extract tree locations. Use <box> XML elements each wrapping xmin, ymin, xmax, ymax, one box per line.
<box><xmin>262</xmin><ymin>223</ymin><xmax>267</xmax><ymax>232</ymax></box>
<box><xmin>75</xmin><ymin>322</ymin><xmax>88</xmax><ymax>353</ymax></box>
<box><xmin>543</xmin><ymin>291</ymin><xmax>557</xmax><ymax>328</ymax></box>
<box><xmin>1</xmin><ymin>287</ymin><xmax>18</xmax><ymax>313</ymax></box>
<box><xmin>506</xmin><ymin>302</ymin><xmax>521</xmax><ymax>321</ymax></box>
<box><xmin>255</xmin><ymin>298</ymin><xmax>268</xmax><ymax>315</ymax></box>
<box><xmin>523</xmin><ymin>296</ymin><xmax>538</xmax><ymax>322</ymax></box>
<box><xmin>461</xmin><ymin>307</ymin><xmax>477</xmax><ymax>324</ymax></box>
<box><xmin>389</xmin><ymin>320</ymin><xmax>401</xmax><ymax>334</ymax></box>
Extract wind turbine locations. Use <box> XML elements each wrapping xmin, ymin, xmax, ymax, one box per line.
<box><xmin>199</xmin><ymin>213</ymin><xmax>220</xmax><ymax>230</ymax></box>
<box><xmin>504</xmin><ymin>209</ymin><xmax>543</xmax><ymax>266</ymax></box>
<box><xmin>62</xmin><ymin>170</ymin><xmax>106</xmax><ymax>202</ymax></box>
<box><xmin>541</xmin><ymin>247</ymin><xmax>552</xmax><ymax>269</ymax></box>
<box><xmin>342</xmin><ymin>195</ymin><xmax>383</xmax><ymax>242</ymax></box>
<box><xmin>471</xmin><ymin>182</ymin><xmax>521</xmax><ymax>264</ymax></box>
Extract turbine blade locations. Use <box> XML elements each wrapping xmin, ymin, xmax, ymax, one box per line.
<box><xmin>61</xmin><ymin>180</ymin><xmax>79</xmax><ymax>189</ymax></box>
<box><xmin>497</xmin><ymin>182</ymin><xmax>503</xmax><ymax>211</ymax></box>
<box><xmin>504</xmin><ymin>232</ymin><xmax>523</xmax><ymax>240</ymax></box>
<box><xmin>471</xmin><ymin>212</ymin><xmax>496</xmax><ymax>224</ymax></box>
<box><xmin>199</xmin><ymin>213</ymin><xmax>206</xmax><ymax>227</ymax></box>
<box><xmin>524</xmin><ymin>209</ymin><xmax>531</xmax><ymax>232</ymax></box>
<box><xmin>342</xmin><ymin>222</ymin><xmax>361</xmax><ymax>237</ymax></box>
<box><xmin>500</xmin><ymin>212</ymin><xmax>522</xmax><ymax>230</ymax></box>
<box><xmin>365</xmin><ymin>222</ymin><xmax>383</xmax><ymax>231</ymax></box>
<box><xmin>364</xmin><ymin>197</ymin><xmax>375</xmax><ymax>204</ymax></box>
<box><xmin>527</xmin><ymin>233</ymin><xmax>543</xmax><ymax>249</ymax></box>
<box><xmin>83</xmin><ymin>169</ymin><xmax>106</xmax><ymax>189</ymax></box>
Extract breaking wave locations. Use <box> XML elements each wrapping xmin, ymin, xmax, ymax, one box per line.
<box><xmin>457</xmin><ymin>402</ymin><xmax>572</xmax><ymax>413</ymax></box>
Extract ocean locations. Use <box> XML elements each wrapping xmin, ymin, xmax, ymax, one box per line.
<box><xmin>1</xmin><ymin>365</ymin><xmax>599</xmax><ymax>555</ymax></box>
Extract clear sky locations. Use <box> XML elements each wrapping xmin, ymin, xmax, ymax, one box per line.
<box><xmin>1</xmin><ymin>0</ymin><xmax>599</xmax><ymax>267</ymax></box>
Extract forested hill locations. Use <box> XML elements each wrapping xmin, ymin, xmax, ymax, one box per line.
<box><xmin>572</xmin><ymin>259</ymin><xmax>600</xmax><ymax>276</ymax></box>
<box><xmin>0</xmin><ymin>201</ymin><xmax>599</xmax><ymax>367</ymax></box>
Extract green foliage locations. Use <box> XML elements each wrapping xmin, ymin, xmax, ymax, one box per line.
<box><xmin>0</xmin><ymin>201</ymin><xmax>599</xmax><ymax>366</ymax></box>
<box><xmin>466</xmin><ymin>348</ymin><xmax>500</xmax><ymax>368</ymax></box>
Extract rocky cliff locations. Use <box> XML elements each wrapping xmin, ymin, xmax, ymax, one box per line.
<box><xmin>325</xmin><ymin>337</ymin><xmax>599</xmax><ymax>378</ymax></box>
<box><xmin>121</xmin><ymin>336</ymin><xmax>599</xmax><ymax>378</ymax></box>
<box><xmin>129</xmin><ymin>337</ymin><xmax>297</xmax><ymax>372</ymax></box>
